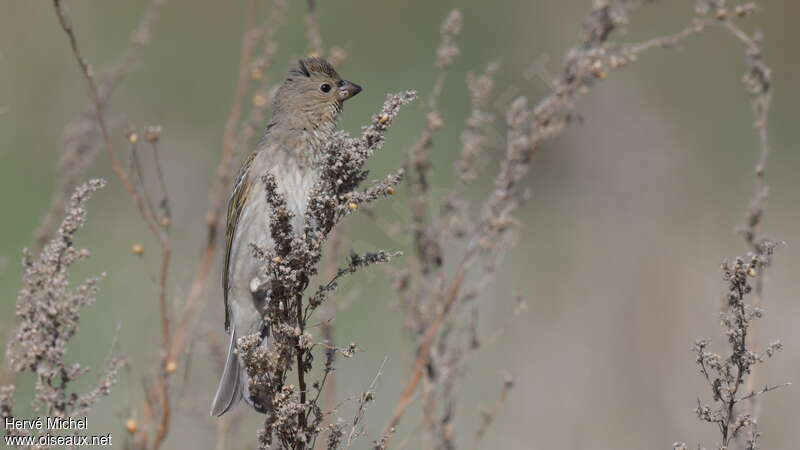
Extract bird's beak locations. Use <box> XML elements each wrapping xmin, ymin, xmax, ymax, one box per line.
<box><xmin>338</xmin><ymin>80</ymin><xmax>362</xmax><ymax>101</ymax></box>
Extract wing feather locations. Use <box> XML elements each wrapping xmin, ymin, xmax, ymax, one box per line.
<box><xmin>223</xmin><ymin>150</ymin><xmax>258</xmax><ymax>331</ymax></box>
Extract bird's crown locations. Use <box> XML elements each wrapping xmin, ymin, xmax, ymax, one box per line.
<box><xmin>291</xmin><ymin>57</ymin><xmax>340</xmax><ymax>80</ymax></box>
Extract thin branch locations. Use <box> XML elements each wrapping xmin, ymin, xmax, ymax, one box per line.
<box><xmin>345</xmin><ymin>357</ymin><xmax>388</xmax><ymax>449</ymax></box>
<box><xmin>35</xmin><ymin>0</ymin><xmax>166</xmax><ymax>249</ymax></box>
<box><xmin>469</xmin><ymin>374</ymin><xmax>514</xmax><ymax>450</ymax></box>
<box><xmin>380</xmin><ymin>266</ymin><xmax>465</xmax><ymax>442</ymax></box>
<box><xmin>51</xmin><ymin>3</ymin><xmax>174</xmax><ymax>448</ymax></box>
<box><xmin>382</xmin><ymin>3</ymin><xmax>755</xmax><ymax>446</ymax></box>
<box><xmin>737</xmin><ymin>382</ymin><xmax>791</xmax><ymax>403</ymax></box>
<box><xmin>305</xmin><ymin>0</ymin><xmax>323</xmax><ymax>56</ymax></box>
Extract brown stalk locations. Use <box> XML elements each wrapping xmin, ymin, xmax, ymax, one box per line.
<box><xmin>305</xmin><ymin>0</ymin><xmax>323</xmax><ymax>56</ymax></box>
<box><xmin>382</xmin><ymin>265</ymin><xmax>465</xmax><ymax>440</ymax></box>
<box><xmin>469</xmin><ymin>374</ymin><xmax>514</xmax><ymax>450</ymax></box>
<box><xmin>156</xmin><ymin>0</ymin><xmax>263</xmax><ymax>446</ymax></box>
<box><xmin>51</xmin><ymin>2</ymin><xmax>175</xmax><ymax>448</ymax></box>
<box><xmin>381</xmin><ymin>5</ymin><xmax>758</xmax><ymax>447</ymax></box>
<box><xmin>724</xmin><ymin>18</ymin><xmax>774</xmax><ymax>439</ymax></box>
<box><xmin>296</xmin><ymin>290</ymin><xmax>308</xmax><ymax>450</ymax></box>
<box><xmin>35</xmin><ymin>0</ymin><xmax>165</xmax><ymax>250</ymax></box>
<box><xmin>167</xmin><ymin>0</ymin><xmax>261</xmax><ymax>366</ymax></box>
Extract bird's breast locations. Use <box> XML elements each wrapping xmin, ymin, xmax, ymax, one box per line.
<box><xmin>270</xmin><ymin>160</ymin><xmax>318</xmax><ymax>225</ymax></box>
<box><xmin>228</xmin><ymin>158</ymin><xmax>318</xmax><ymax>299</ymax></box>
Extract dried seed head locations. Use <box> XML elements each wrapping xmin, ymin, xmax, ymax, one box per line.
<box><xmin>329</xmin><ymin>46</ymin><xmax>348</xmax><ymax>66</ymax></box>
<box><xmin>591</xmin><ymin>60</ymin><xmax>607</xmax><ymax>79</ymax></box>
<box><xmin>144</xmin><ymin>125</ymin><xmax>161</xmax><ymax>144</ymax></box>
<box><xmin>125</xmin><ymin>419</ymin><xmax>138</xmax><ymax>434</ymax></box>
<box><xmin>427</xmin><ymin>111</ymin><xmax>444</xmax><ymax>130</ymax></box>
<box><xmin>734</xmin><ymin>3</ymin><xmax>757</xmax><ymax>17</ymax></box>
<box><xmin>145</xmin><ymin>125</ymin><xmax>162</xmax><ymax>143</ymax></box>
<box><xmin>165</xmin><ymin>360</ymin><xmax>178</xmax><ymax>374</ymax></box>
<box><xmin>253</xmin><ymin>93</ymin><xmax>268</xmax><ymax>107</ymax></box>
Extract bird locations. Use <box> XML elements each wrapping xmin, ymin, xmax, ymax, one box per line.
<box><xmin>211</xmin><ymin>57</ymin><xmax>362</xmax><ymax>417</ymax></box>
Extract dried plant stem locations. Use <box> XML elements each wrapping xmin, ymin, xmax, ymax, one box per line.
<box><xmin>237</xmin><ymin>0</ymin><xmax>288</xmax><ymax>153</ymax></box>
<box><xmin>205</xmin><ymin>0</ymin><xmax>261</xmax><ymax>245</ymax></box>
<box><xmin>105</xmin><ymin>0</ymin><xmax>165</xmax><ymax>95</ymax></box>
<box><xmin>672</xmin><ymin>8</ymin><xmax>783</xmax><ymax>449</ymax></box>
<box><xmin>321</xmin><ymin>230</ymin><xmax>342</xmax><ymax>381</ymax></box>
<box><xmin>626</xmin><ymin>19</ymin><xmax>710</xmax><ymax>55</ymax></box>
<box><xmin>52</xmin><ymin>3</ymin><xmax>174</xmax><ymax>447</ymax></box>
<box><xmin>239</xmin><ymin>91</ymin><xmax>414</xmax><ymax>448</ymax></box>
<box><xmin>398</xmin><ymin>14</ymin><xmax>463</xmax><ymax>444</ymax></box>
<box><xmin>35</xmin><ymin>0</ymin><xmax>165</xmax><ymax>250</ymax></box>
<box><xmin>215</xmin><ymin>416</ymin><xmax>231</xmax><ymax>450</ymax></box>
<box><xmin>383</xmin><ymin>4</ymin><xmax>768</xmax><ymax>447</ymax></box>
<box><xmin>382</xmin><ymin>266</ymin><xmax>465</xmax><ymax>442</ymax></box>
<box><xmin>299</xmin><ymin>4</ymin><xmax>347</xmax><ymax>446</ymax></box>
<box><xmin>305</xmin><ymin>0</ymin><xmax>323</xmax><ymax>56</ymax></box>
<box><xmin>2</xmin><ymin>180</ymin><xmax>124</xmax><ymax>441</ymax></box>
<box><xmin>167</xmin><ymin>0</ymin><xmax>261</xmax><ymax>366</ymax></box>
<box><xmin>296</xmin><ymin>290</ymin><xmax>309</xmax><ymax>450</ymax></box>
<box><xmin>150</xmin><ymin>4</ymin><xmax>262</xmax><ymax>446</ymax></box>
<box><xmin>407</xmin><ymin>11</ymin><xmax>462</xmax><ymax>278</ymax></box>
<box><xmin>129</xmin><ymin>137</ymin><xmax>160</xmax><ymax>232</ymax></box>
<box><xmin>345</xmin><ymin>357</ymin><xmax>387</xmax><ymax>449</ymax></box>
<box><xmin>293</xmin><ymin>2</ymin><xmax>326</xmax><ymax>446</ymax></box>
<box><xmin>51</xmin><ymin>0</ymin><xmax>165</xmax><ymax>243</ymax></box>
<box><xmin>149</xmin><ymin>137</ymin><xmax>172</xmax><ymax>221</ymax></box>
<box><xmin>725</xmin><ymin>18</ymin><xmax>773</xmax><ymax>442</ymax></box>
<box><xmin>469</xmin><ymin>374</ymin><xmax>514</xmax><ymax>450</ymax></box>
<box><xmin>690</xmin><ymin>249</ymin><xmax>785</xmax><ymax>449</ymax></box>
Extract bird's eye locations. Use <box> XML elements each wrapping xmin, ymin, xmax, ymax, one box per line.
<box><xmin>320</xmin><ymin>83</ymin><xmax>331</xmax><ymax>93</ymax></box>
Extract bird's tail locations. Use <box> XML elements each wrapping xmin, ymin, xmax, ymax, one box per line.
<box><xmin>210</xmin><ymin>328</ymin><xmax>243</xmax><ymax>417</ymax></box>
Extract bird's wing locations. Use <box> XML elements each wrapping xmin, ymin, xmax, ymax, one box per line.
<box><xmin>223</xmin><ymin>150</ymin><xmax>258</xmax><ymax>331</ymax></box>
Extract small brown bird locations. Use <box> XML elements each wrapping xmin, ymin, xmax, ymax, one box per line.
<box><xmin>211</xmin><ymin>57</ymin><xmax>361</xmax><ymax>416</ymax></box>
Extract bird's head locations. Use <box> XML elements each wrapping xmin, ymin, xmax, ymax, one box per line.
<box><xmin>272</xmin><ymin>57</ymin><xmax>362</xmax><ymax>129</ymax></box>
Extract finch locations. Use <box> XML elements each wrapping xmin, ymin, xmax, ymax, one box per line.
<box><xmin>211</xmin><ymin>57</ymin><xmax>362</xmax><ymax>416</ymax></box>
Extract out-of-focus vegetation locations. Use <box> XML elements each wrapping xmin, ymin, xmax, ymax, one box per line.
<box><xmin>1</xmin><ymin>1</ymin><xmax>798</xmax><ymax>448</ymax></box>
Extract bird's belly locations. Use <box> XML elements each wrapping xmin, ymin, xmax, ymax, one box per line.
<box><xmin>226</xmin><ymin>164</ymin><xmax>318</xmax><ymax>314</ymax></box>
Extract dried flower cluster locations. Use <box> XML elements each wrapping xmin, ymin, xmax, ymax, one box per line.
<box><xmin>384</xmin><ymin>2</ymin><xmax>669</xmax><ymax>447</ymax></box>
<box><xmin>33</xmin><ymin>0</ymin><xmax>166</xmax><ymax>251</ymax></box>
<box><xmin>672</xmin><ymin>2</ymin><xmax>787</xmax><ymax>449</ymax></box>
<box><xmin>238</xmin><ymin>92</ymin><xmax>416</xmax><ymax>449</ymax></box>
<box><xmin>3</xmin><ymin>0</ymin><xmax>790</xmax><ymax>449</ymax></box>
<box><xmin>382</xmin><ymin>2</ymin><xmax>788</xmax><ymax>449</ymax></box>
<box><xmin>1</xmin><ymin>180</ymin><xmax>123</xmax><ymax>441</ymax></box>
<box><xmin>675</xmin><ymin>246</ymin><xmax>788</xmax><ymax>450</ymax></box>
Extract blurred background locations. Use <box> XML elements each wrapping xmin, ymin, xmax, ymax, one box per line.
<box><xmin>1</xmin><ymin>0</ymin><xmax>798</xmax><ymax>448</ymax></box>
